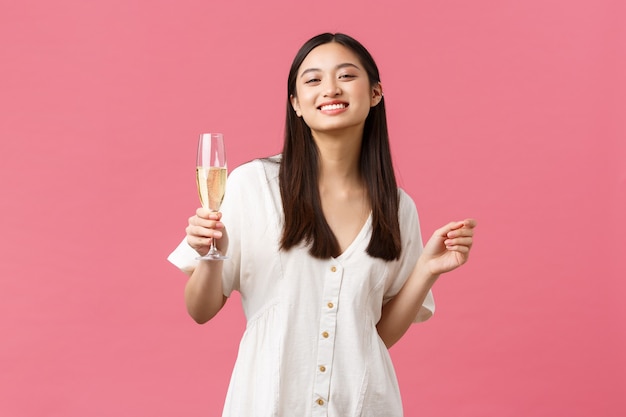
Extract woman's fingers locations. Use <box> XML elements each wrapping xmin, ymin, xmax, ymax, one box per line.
<box><xmin>188</xmin><ymin>215</ymin><xmax>223</xmax><ymax>232</ymax></box>
<box><xmin>444</xmin><ymin>219</ymin><xmax>476</xmax><ymax>254</ymax></box>
<box><xmin>189</xmin><ymin>209</ymin><xmax>223</xmax><ymax>229</ymax></box>
<box><xmin>462</xmin><ymin>218</ymin><xmax>477</xmax><ymax>228</ymax></box>
<box><xmin>433</xmin><ymin>219</ymin><xmax>476</xmax><ymax>241</ymax></box>
<box><xmin>431</xmin><ymin>221</ymin><xmax>461</xmax><ymax>240</ymax></box>
<box><xmin>445</xmin><ymin>220</ymin><xmax>475</xmax><ymax>249</ymax></box>
<box><xmin>184</xmin><ymin>208</ymin><xmax>229</xmax><ymax>255</ymax></box>
<box><xmin>196</xmin><ymin>207</ymin><xmax>222</xmax><ymax>219</ymax></box>
<box><xmin>187</xmin><ymin>224</ymin><xmax>223</xmax><ymax>239</ymax></box>
<box><xmin>445</xmin><ymin>219</ymin><xmax>476</xmax><ymax>237</ymax></box>
<box><xmin>444</xmin><ymin>236</ymin><xmax>473</xmax><ymax>248</ymax></box>
<box><xmin>186</xmin><ymin>209</ymin><xmax>225</xmax><ymax>248</ymax></box>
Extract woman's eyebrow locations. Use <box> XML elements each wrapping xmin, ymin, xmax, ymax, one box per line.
<box><xmin>299</xmin><ymin>63</ymin><xmax>361</xmax><ymax>78</ymax></box>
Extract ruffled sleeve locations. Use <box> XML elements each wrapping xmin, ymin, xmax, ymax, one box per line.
<box><xmin>382</xmin><ymin>189</ymin><xmax>435</xmax><ymax>323</ymax></box>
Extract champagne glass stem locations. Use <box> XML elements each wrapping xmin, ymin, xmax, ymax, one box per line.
<box><xmin>208</xmin><ymin>220</ymin><xmax>219</xmax><ymax>255</ymax></box>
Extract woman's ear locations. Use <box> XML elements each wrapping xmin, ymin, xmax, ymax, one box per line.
<box><xmin>370</xmin><ymin>83</ymin><xmax>383</xmax><ymax>107</ymax></box>
<box><xmin>290</xmin><ymin>94</ymin><xmax>302</xmax><ymax>117</ymax></box>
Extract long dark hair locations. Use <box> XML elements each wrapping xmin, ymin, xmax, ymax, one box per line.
<box><xmin>279</xmin><ymin>33</ymin><xmax>401</xmax><ymax>261</ymax></box>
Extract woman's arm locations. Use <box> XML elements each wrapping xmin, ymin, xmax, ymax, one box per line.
<box><xmin>377</xmin><ymin>219</ymin><xmax>477</xmax><ymax>348</ymax></box>
<box><xmin>183</xmin><ymin>208</ymin><xmax>230</xmax><ymax>324</ymax></box>
<box><xmin>184</xmin><ymin>261</ymin><xmax>228</xmax><ymax>324</ymax></box>
<box><xmin>376</xmin><ymin>260</ymin><xmax>438</xmax><ymax>348</ymax></box>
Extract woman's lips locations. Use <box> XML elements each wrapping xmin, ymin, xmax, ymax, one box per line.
<box><xmin>318</xmin><ymin>102</ymin><xmax>348</xmax><ymax>111</ymax></box>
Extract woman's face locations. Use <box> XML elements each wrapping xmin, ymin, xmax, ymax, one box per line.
<box><xmin>290</xmin><ymin>42</ymin><xmax>382</xmax><ymax>138</ymax></box>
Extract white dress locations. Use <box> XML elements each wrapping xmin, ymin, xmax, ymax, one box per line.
<box><xmin>168</xmin><ymin>156</ymin><xmax>435</xmax><ymax>417</ymax></box>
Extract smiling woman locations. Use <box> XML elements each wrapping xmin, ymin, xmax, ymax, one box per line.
<box><xmin>290</xmin><ymin>46</ymin><xmax>383</xmax><ymax>163</ymax></box>
<box><xmin>3</xmin><ymin>0</ymin><xmax>624</xmax><ymax>415</ymax></box>
<box><xmin>282</xmin><ymin>34</ymin><xmax>392</xmax><ymax>261</ymax></box>
<box><xmin>168</xmin><ymin>32</ymin><xmax>476</xmax><ymax>417</ymax></box>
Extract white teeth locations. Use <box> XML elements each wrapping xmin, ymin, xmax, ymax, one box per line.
<box><xmin>320</xmin><ymin>103</ymin><xmax>346</xmax><ymax>111</ymax></box>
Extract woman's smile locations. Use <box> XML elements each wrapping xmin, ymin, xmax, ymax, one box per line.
<box><xmin>318</xmin><ymin>100</ymin><xmax>349</xmax><ymax>113</ymax></box>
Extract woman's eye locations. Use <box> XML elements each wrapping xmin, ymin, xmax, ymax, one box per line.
<box><xmin>339</xmin><ymin>74</ymin><xmax>356</xmax><ymax>79</ymax></box>
<box><xmin>305</xmin><ymin>78</ymin><xmax>321</xmax><ymax>84</ymax></box>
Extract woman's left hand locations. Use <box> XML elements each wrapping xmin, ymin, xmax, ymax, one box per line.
<box><xmin>419</xmin><ymin>219</ymin><xmax>477</xmax><ymax>276</ymax></box>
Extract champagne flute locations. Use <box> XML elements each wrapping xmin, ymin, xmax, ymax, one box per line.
<box><xmin>196</xmin><ymin>133</ymin><xmax>229</xmax><ymax>260</ymax></box>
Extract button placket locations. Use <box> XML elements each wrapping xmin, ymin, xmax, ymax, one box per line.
<box><xmin>311</xmin><ymin>262</ymin><xmax>344</xmax><ymax>416</ymax></box>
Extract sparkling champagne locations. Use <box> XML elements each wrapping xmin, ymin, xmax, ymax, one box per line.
<box><xmin>196</xmin><ymin>166</ymin><xmax>227</xmax><ymax>210</ymax></box>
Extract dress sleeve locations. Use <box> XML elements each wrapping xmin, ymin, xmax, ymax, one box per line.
<box><xmin>166</xmin><ymin>237</ymin><xmax>200</xmax><ymax>276</ymax></box>
<box><xmin>382</xmin><ymin>189</ymin><xmax>435</xmax><ymax>323</ymax></box>
<box><xmin>218</xmin><ymin>164</ymin><xmax>244</xmax><ymax>297</ymax></box>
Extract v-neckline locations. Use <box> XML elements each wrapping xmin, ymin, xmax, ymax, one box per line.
<box><xmin>333</xmin><ymin>211</ymin><xmax>372</xmax><ymax>261</ymax></box>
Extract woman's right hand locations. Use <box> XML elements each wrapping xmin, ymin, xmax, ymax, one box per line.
<box><xmin>185</xmin><ymin>208</ymin><xmax>229</xmax><ymax>257</ymax></box>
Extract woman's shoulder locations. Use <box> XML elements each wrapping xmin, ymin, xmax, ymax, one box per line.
<box><xmin>228</xmin><ymin>154</ymin><xmax>281</xmax><ymax>183</ymax></box>
<box><xmin>396</xmin><ymin>187</ymin><xmax>421</xmax><ymax>228</ymax></box>
<box><xmin>397</xmin><ymin>187</ymin><xmax>417</xmax><ymax>211</ymax></box>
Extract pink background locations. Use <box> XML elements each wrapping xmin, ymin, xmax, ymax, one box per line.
<box><xmin>1</xmin><ymin>0</ymin><xmax>625</xmax><ymax>416</ymax></box>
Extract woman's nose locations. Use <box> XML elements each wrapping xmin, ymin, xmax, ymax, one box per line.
<box><xmin>323</xmin><ymin>79</ymin><xmax>342</xmax><ymax>97</ymax></box>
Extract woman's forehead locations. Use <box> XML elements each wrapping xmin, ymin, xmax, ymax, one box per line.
<box><xmin>299</xmin><ymin>42</ymin><xmax>362</xmax><ymax>73</ymax></box>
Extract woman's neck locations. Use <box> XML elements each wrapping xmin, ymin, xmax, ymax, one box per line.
<box><xmin>312</xmin><ymin>128</ymin><xmax>364</xmax><ymax>183</ymax></box>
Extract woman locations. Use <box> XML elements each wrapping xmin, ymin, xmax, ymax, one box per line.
<box><xmin>168</xmin><ymin>32</ymin><xmax>476</xmax><ymax>417</ymax></box>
